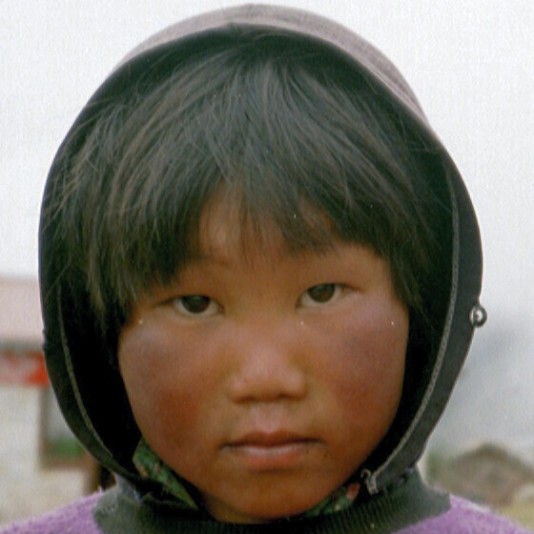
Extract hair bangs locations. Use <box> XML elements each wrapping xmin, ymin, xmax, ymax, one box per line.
<box><xmin>56</xmin><ymin>34</ymin><xmax>449</xmax><ymax>339</ymax></box>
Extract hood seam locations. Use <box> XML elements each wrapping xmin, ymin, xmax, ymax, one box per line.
<box><xmin>366</xmin><ymin>166</ymin><xmax>461</xmax><ymax>493</ymax></box>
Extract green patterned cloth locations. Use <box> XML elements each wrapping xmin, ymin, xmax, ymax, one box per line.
<box><xmin>133</xmin><ymin>439</ymin><xmax>359</xmax><ymax>518</ymax></box>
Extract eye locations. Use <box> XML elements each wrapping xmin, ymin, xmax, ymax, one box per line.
<box><xmin>299</xmin><ymin>284</ymin><xmax>344</xmax><ymax>307</ymax></box>
<box><xmin>172</xmin><ymin>295</ymin><xmax>221</xmax><ymax>317</ymax></box>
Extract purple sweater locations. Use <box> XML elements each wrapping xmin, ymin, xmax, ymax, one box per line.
<box><xmin>1</xmin><ymin>493</ymin><xmax>531</xmax><ymax>533</ymax></box>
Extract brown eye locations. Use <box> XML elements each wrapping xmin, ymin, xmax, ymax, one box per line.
<box><xmin>174</xmin><ymin>295</ymin><xmax>219</xmax><ymax>317</ymax></box>
<box><xmin>306</xmin><ymin>284</ymin><xmax>336</xmax><ymax>303</ymax></box>
<box><xmin>299</xmin><ymin>284</ymin><xmax>344</xmax><ymax>308</ymax></box>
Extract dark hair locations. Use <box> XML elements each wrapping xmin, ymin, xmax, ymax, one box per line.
<box><xmin>46</xmin><ymin>33</ymin><xmax>451</xmax><ymax>352</ymax></box>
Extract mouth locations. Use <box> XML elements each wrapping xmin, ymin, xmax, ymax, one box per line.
<box><xmin>223</xmin><ymin>431</ymin><xmax>322</xmax><ymax>471</ymax></box>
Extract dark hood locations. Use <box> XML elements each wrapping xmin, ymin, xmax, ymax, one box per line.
<box><xmin>39</xmin><ymin>4</ymin><xmax>484</xmax><ymax>496</ymax></box>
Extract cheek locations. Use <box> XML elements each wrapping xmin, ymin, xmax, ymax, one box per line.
<box><xmin>313</xmin><ymin>298</ymin><xmax>408</xmax><ymax>418</ymax></box>
<box><xmin>118</xmin><ymin>324</ymin><xmax>220</xmax><ymax>448</ymax></box>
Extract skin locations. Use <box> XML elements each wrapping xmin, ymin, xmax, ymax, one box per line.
<box><xmin>118</xmin><ymin>200</ymin><xmax>409</xmax><ymax>523</ymax></box>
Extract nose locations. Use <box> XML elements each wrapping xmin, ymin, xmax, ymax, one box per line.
<box><xmin>226</xmin><ymin>324</ymin><xmax>308</xmax><ymax>403</ymax></box>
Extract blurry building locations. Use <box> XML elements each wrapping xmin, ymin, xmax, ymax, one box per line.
<box><xmin>0</xmin><ymin>277</ymin><xmax>86</xmax><ymax>525</ymax></box>
<box><xmin>429</xmin><ymin>442</ymin><xmax>534</xmax><ymax>507</ymax></box>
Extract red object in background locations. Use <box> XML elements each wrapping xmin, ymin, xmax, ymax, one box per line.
<box><xmin>0</xmin><ymin>350</ymin><xmax>49</xmax><ymax>386</ymax></box>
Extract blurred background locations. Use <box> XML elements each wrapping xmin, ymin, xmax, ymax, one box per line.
<box><xmin>1</xmin><ymin>0</ymin><xmax>533</xmax><ymax>528</ymax></box>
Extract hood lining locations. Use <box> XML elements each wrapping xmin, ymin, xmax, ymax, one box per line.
<box><xmin>57</xmin><ymin>288</ymin><xmax>111</xmax><ymax>455</ymax></box>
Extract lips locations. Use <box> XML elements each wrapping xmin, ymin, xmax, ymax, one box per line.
<box><xmin>224</xmin><ymin>431</ymin><xmax>321</xmax><ymax>471</ymax></box>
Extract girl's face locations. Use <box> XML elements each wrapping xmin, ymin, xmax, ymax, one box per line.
<box><xmin>118</xmin><ymin>200</ymin><xmax>409</xmax><ymax>523</ymax></box>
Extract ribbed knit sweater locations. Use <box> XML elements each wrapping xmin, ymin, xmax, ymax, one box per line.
<box><xmin>2</xmin><ymin>472</ymin><xmax>531</xmax><ymax>533</ymax></box>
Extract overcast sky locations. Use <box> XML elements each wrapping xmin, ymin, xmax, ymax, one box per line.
<box><xmin>1</xmin><ymin>1</ymin><xmax>533</xmax><ymax>450</ymax></box>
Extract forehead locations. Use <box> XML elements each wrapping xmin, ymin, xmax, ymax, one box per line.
<box><xmin>194</xmin><ymin>189</ymin><xmax>338</xmax><ymax>267</ymax></box>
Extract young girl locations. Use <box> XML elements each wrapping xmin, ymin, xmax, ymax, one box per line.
<box><xmin>4</xmin><ymin>4</ymin><xmax>529</xmax><ymax>533</ymax></box>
